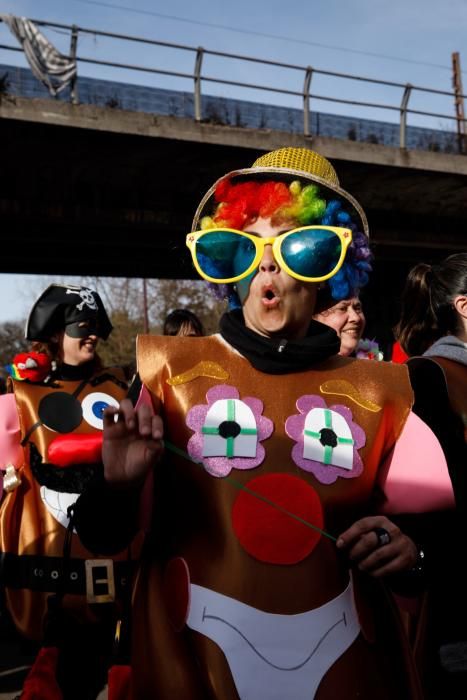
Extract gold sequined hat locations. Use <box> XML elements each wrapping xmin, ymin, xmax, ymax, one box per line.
<box><xmin>192</xmin><ymin>146</ymin><xmax>369</xmax><ymax>236</ymax></box>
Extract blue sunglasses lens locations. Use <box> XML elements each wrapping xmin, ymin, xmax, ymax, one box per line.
<box><xmin>280</xmin><ymin>228</ymin><xmax>342</xmax><ymax>278</ymax></box>
<box><xmin>196</xmin><ymin>230</ymin><xmax>256</xmax><ymax>280</ymax></box>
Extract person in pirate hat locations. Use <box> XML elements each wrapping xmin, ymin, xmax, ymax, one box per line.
<box><xmin>0</xmin><ymin>283</ymin><xmax>142</xmax><ymax>699</ymax></box>
<box><xmin>76</xmin><ymin>148</ymin><xmax>453</xmax><ymax>699</ymax></box>
<box><xmin>26</xmin><ymin>283</ymin><xmax>112</xmax><ymax>374</ymax></box>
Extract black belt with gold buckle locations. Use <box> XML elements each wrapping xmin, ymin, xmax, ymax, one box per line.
<box><xmin>0</xmin><ymin>552</ymin><xmax>134</xmax><ymax>603</ymax></box>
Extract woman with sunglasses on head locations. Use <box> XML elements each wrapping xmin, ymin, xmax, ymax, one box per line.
<box><xmin>75</xmin><ymin>148</ymin><xmax>454</xmax><ymax>700</ymax></box>
<box><xmin>394</xmin><ymin>254</ymin><xmax>467</xmax><ymax>699</ymax></box>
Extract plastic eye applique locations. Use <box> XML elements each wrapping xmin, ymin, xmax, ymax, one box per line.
<box><xmin>186</xmin><ymin>384</ymin><xmax>273</xmax><ymax>477</ymax></box>
<box><xmin>81</xmin><ymin>392</ymin><xmax>120</xmax><ymax>430</ymax></box>
<box><xmin>38</xmin><ymin>392</ymin><xmax>83</xmax><ymax>433</ymax></box>
<box><xmin>286</xmin><ymin>395</ymin><xmax>366</xmax><ymax>485</ymax></box>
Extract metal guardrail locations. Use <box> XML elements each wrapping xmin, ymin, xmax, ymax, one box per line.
<box><xmin>0</xmin><ymin>17</ymin><xmax>466</xmax><ymax>150</ymax></box>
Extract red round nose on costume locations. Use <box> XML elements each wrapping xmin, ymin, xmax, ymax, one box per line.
<box><xmin>232</xmin><ymin>473</ymin><xmax>323</xmax><ymax>565</ymax></box>
<box><xmin>47</xmin><ymin>433</ymin><xmax>103</xmax><ymax>467</ymax></box>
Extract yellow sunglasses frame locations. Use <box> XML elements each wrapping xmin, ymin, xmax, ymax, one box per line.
<box><xmin>186</xmin><ymin>225</ymin><xmax>353</xmax><ymax>284</ymax></box>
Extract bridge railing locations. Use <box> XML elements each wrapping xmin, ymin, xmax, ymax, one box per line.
<box><xmin>0</xmin><ymin>17</ymin><xmax>465</xmax><ymax>150</ymax></box>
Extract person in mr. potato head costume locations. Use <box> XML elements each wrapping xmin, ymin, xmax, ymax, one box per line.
<box><xmin>76</xmin><ymin>149</ymin><xmax>453</xmax><ymax>700</ymax></box>
<box><xmin>0</xmin><ymin>283</ymin><xmax>142</xmax><ymax>700</ymax></box>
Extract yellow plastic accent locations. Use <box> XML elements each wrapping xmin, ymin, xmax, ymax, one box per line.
<box><xmin>186</xmin><ymin>226</ymin><xmax>352</xmax><ymax>285</ymax></box>
<box><xmin>167</xmin><ymin>361</ymin><xmax>229</xmax><ymax>386</ymax></box>
<box><xmin>320</xmin><ymin>380</ymin><xmax>382</xmax><ymax>412</ymax></box>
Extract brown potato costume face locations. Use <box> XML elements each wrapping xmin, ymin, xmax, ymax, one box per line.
<box><xmin>131</xmin><ymin>335</ymin><xmax>421</xmax><ymax>700</ymax></box>
<box><xmin>0</xmin><ymin>370</ymin><xmax>131</xmax><ymax>640</ymax></box>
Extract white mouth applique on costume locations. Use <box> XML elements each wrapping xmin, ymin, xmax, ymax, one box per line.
<box><xmin>186</xmin><ymin>580</ymin><xmax>360</xmax><ymax>700</ymax></box>
<box><xmin>40</xmin><ymin>486</ymin><xmax>80</xmax><ymax>529</ymax></box>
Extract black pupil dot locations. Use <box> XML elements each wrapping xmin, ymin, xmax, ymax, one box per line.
<box><xmin>218</xmin><ymin>421</ymin><xmax>241</xmax><ymax>439</ymax></box>
<box><xmin>319</xmin><ymin>428</ymin><xmax>338</xmax><ymax>448</ymax></box>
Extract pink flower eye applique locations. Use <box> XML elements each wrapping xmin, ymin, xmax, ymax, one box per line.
<box><xmin>285</xmin><ymin>395</ymin><xmax>366</xmax><ymax>485</ymax></box>
<box><xmin>186</xmin><ymin>385</ymin><xmax>273</xmax><ymax>478</ymax></box>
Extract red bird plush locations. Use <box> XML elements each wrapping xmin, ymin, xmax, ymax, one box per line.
<box><xmin>7</xmin><ymin>352</ymin><xmax>52</xmax><ymax>382</ymax></box>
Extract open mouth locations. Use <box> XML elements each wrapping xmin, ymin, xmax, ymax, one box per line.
<box><xmin>29</xmin><ymin>443</ymin><xmax>102</xmax><ymax>528</ymax></box>
<box><xmin>261</xmin><ymin>285</ymin><xmax>280</xmax><ymax>308</ymax></box>
<box><xmin>40</xmin><ymin>486</ymin><xmax>80</xmax><ymax>529</ymax></box>
<box><xmin>200</xmin><ymin>602</ymin><xmax>347</xmax><ymax>671</ymax></box>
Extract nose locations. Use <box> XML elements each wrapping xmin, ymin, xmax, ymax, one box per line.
<box><xmin>348</xmin><ymin>308</ymin><xmax>363</xmax><ymax>325</ymax></box>
<box><xmin>259</xmin><ymin>243</ymin><xmax>279</xmax><ymax>274</ymax></box>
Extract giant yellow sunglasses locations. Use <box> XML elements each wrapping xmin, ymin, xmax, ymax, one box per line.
<box><xmin>186</xmin><ymin>225</ymin><xmax>352</xmax><ymax>284</ymax></box>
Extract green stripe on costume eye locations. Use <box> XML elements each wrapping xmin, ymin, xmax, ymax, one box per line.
<box><xmin>323</xmin><ymin>411</ymin><xmax>335</xmax><ymax>462</ymax></box>
<box><xmin>304</xmin><ymin>430</ymin><xmax>320</xmax><ymax>439</ymax></box>
<box><xmin>338</xmin><ymin>437</ymin><xmax>354</xmax><ymax>445</ymax></box>
<box><xmin>227</xmin><ymin>399</ymin><xmax>235</xmax><ymax>422</ymax></box>
<box><xmin>239</xmin><ymin>428</ymin><xmax>257</xmax><ymax>435</ymax></box>
<box><xmin>227</xmin><ymin>399</ymin><xmax>235</xmax><ymax>456</ymax></box>
<box><xmin>202</xmin><ymin>426</ymin><xmax>220</xmax><ymax>435</ymax></box>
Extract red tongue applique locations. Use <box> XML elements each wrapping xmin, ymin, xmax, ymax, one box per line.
<box><xmin>232</xmin><ymin>473</ymin><xmax>323</xmax><ymax>565</ymax></box>
<box><xmin>47</xmin><ymin>433</ymin><xmax>103</xmax><ymax>467</ymax></box>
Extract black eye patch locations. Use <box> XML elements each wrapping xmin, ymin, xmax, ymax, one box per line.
<box><xmin>38</xmin><ymin>392</ymin><xmax>83</xmax><ymax>433</ymax></box>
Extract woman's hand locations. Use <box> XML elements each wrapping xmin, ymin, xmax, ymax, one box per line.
<box><xmin>102</xmin><ymin>398</ymin><xmax>164</xmax><ymax>487</ymax></box>
<box><xmin>336</xmin><ymin>516</ymin><xmax>418</xmax><ymax>578</ymax></box>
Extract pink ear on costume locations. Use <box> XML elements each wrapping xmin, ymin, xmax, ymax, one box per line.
<box><xmin>379</xmin><ymin>411</ymin><xmax>455</xmax><ymax>514</ymax></box>
<box><xmin>135</xmin><ymin>383</ymin><xmax>154</xmax><ymax>412</ymax></box>
<box><xmin>0</xmin><ymin>394</ymin><xmax>23</xmax><ymax>500</ymax></box>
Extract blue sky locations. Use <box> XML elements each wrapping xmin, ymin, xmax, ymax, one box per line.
<box><xmin>0</xmin><ymin>0</ymin><xmax>466</xmax><ymax>321</ymax></box>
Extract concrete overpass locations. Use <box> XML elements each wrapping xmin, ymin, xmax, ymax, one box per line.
<box><xmin>1</xmin><ymin>93</ymin><xmax>466</xmax><ymax>342</ymax></box>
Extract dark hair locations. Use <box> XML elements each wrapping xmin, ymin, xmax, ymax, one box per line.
<box><xmin>163</xmin><ymin>309</ymin><xmax>205</xmax><ymax>337</ymax></box>
<box><xmin>395</xmin><ymin>253</ymin><xmax>467</xmax><ymax>357</ymax></box>
<box><xmin>31</xmin><ymin>339</ymin><xmax>104</xmax><ymax>372</ymax></box>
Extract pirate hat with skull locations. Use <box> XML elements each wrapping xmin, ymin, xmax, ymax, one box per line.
<box><xmin>25</xmin><ymin>284</ymin><xmax>113</xmax><ymax>341</ymax></box>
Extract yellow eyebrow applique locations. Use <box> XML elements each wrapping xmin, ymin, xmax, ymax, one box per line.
<box><xmin>167</xmin><ymin>361</ymin><xmax>229</xmax><ymax>386</ymax></box>
<box><xmin>320</xmin><ymin>379</ymin><xmax>382</xmax><ymax>412</ymax></box>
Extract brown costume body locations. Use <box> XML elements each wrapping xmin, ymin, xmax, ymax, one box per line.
<box><xmin>0</xmin><ymin>368</ymin><xmax>140</xmax><ymax>641</ymax></box>
<box><xmin>131</xmin><ymin>335</ymin><xmax>422</xmax><ymax>699</ymax></box>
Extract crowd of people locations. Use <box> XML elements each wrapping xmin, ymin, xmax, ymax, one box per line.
<box><xmin>0</xmin><ymin>146</ymin><xmax>465</xmax><ymax>700</ymax></box>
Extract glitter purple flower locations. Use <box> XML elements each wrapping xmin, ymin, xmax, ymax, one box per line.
<box><xmin>285</xmin><ymin>394</ymin><xmax>366</xmax><ymax>485</ymax></box>
<box><xmin>186</xmin><ymin>384</ymin><xmax>273</xmax><ymax>478</ymax></box>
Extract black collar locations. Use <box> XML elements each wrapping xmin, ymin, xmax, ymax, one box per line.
<box><xmin>53</xmin><ymin>360</ymin><xmax>97</xmax><ymax>381</ymax></box>
<box><xmin>219</xmin><ymin>310</ymin><xmax>340</xmax><ymax>374</ymax></box>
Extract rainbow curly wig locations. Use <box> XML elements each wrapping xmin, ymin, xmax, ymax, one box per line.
<box><xmin>199</xmin><ymin>178</ymin><xmax>372</xmax><ymax>308</ymax></box>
